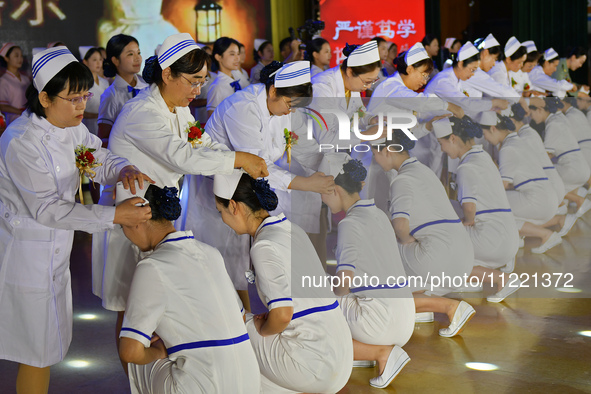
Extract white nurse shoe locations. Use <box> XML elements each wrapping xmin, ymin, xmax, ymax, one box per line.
<box><xmin>531</xmin><ymin>232</ymin><xmax>562</xmax><ymax>254</ymax></box>
<box><xmin>369</xmin><ymin>345</ymin><xmax>410</xmax><ymax>388</ymax></box>
<box><xmin>439</xmin><ymin>301</ymin><xmax>475</xmax><ymax>337</ymax></box>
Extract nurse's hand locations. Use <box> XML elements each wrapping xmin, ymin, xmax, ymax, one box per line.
<box><xmin>446</xmin><ymin>103</ymin><xmax>464</xmax><ymax>119</ymax></box>
<box><xmin>234</xmin><ymin>152</ymin><xmax>269</xmax><ymax>178</ymax></box>
<box><xmin>491</xmin><ymin>99</ymin><xmax>509</xmax><ymax>111</ymax></box>
<box><xmin>114</xmin><ymin>198</ymin><xmax>152</xmax><ymax>226</ymax></box>
<box><xmin>117</xmin><ymin>165</ymin><xmax>155</xmax><ymax>195</ymax></box>
<box><xmin>290</xmin><ymin>172</ymin><xmax>335</xmax><ymax>194</ymax></box>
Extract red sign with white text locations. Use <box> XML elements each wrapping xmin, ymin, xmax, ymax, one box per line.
<box><xmin>320</xmin><ymin>0</ymin><xmax>426</xmax><ymax>67</ymax></box>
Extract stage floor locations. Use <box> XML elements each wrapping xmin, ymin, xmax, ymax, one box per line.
<box><xmin>1</xmin><ymin>211</ymin><xmax>590</xmax><ymax>393</ymax></box>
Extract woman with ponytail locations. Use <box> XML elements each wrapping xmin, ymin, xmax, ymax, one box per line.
<box><xmin>436</xmin><ymin>116</ymin><xmax>522</xmax><ymax>301</ymax></box>
<box><xmin>529</xmin><ymin>97</ymin><xmax>591</xmax><ymax>216</ymax></box>
<box><xmin>182</xmin><ymin>60</ymin><xmax>331</xmax><ymax>306</ymax></box>
<box><xmin>118</xmin><ymin>184</ymin><xmax>260</xmax><ymax>393</ymax></box>
<box><xmin>478</xmin><ymin>111</ymin><xmax>563</xmax><ymax>253</ymax></box>
<box><xmin>213</xmin><ymin>171</ymin><xmax>353</xmax><ymax>394</ymax></box>
<box><xmin>320</xmin><ymin>153</ymin><xmax>414</xmax><ymax>388</ymax></box>
<box><xmin>306</xmin><ymin>37</ymin><xmax>331</xmax><ymax>77</ymax></box>
<box><xmin>371</xmin><ymin>130</ymin><xmax>476</xmax><ymax>336</ymax></box>
<box><xmin>92</xmin><ymin>33</ymin><xmax>268</xmax><ymax>361</ymax></box>
<box><xmin>97</xmin><ymin>34</ymin><xmax>148</xmax><ymax>146</ymax></box>
<box><xmin>206</xmin><ymin>37</ymin><xmax>250</xmax><ymax>118</ymax></box>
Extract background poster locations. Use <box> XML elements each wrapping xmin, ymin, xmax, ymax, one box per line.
<box><xmin>0</xmin><ymin>0</ymin><xmax>271</xmax><ymax>69</ymax></box>
<box><xmin>319</xmin><ymin>0</ymin><xmax>426</xmax><ymax>67</ymax></box>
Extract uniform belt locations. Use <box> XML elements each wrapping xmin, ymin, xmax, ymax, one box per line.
<box><xmin>292</xmin><ymin>300</ymin><xmax>339</xmax><ymax>320</ymax></box>
<box><xmin>556</xmin><ymin>148</ymin><xmax>581</xmax><ymax>160</ymax></box>
<box><xmin>475</xmin><ymin>208</ymin><xmax>512</xmax><ymax>215</ymax></box>
<box><xmin>167</xmin><ymin>332</ymin><xmax>250</xmax><ymax>355</ymax></box>
<box><xmin>410</xmin><ymin>219</ymin><xmax>462</xmax><ymax>236</ymax></box>
<box><xmin>514</xmin><ymin>177</ymin><xmax>548</xmax><ymax>189</ymax></box>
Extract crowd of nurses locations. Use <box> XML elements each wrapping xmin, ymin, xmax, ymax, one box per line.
<box><xmin>2</xmin><ymin>27</ymin><xmax>591</xmax><ymax>394</ymax></box>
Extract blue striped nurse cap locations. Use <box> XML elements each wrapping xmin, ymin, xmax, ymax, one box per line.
<box><xmin>157</xmin><ymin>33</ymin><xmax>201</xmax><ymax>69</ymax></box>
<box><xmin>405</xmin><ymin>43</ymin><xmax>430</xmax><ymax>66</ymax></box>
<box><xmin>347</xmin><ymin>40</ymin><xmax>380</xmax><ymax>67</ymax></box>
<box><xmin>273</xmin><ymin>61</ymin><xmax>311</xmax><ymax>88</ymax></box>
<box><xmin>32</xmin><ymin>47</ymin><xmax>78</xmax><ymax>91</ymax></box>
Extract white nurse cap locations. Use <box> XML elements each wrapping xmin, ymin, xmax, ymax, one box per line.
<box><xmin>318</xmin><ymin>152</ymin><xmax>351</xmax><ymax>179</ymax></box>
<box><xmin>32</xmin><ymin>47</ymin><xmax>78</xmax><ymax>91</ymax></box>
<box><xmin>405</xmin><ymin>43</ymin><xmax>430</xmax><ymax>66</ymax></box>
<box><xmin>0</xmin><ymin>43</ymin><xmax>17</xmax><ymax>59</ymax></box>
<box><xmin>504</xmin><ymin>36</ymin><xmax>521</xmax><ymax>57</ymax></box>
<box><xmin>522</xmin><ymin>40</ymin><xmax>537</xmax><ymax>53</ymax></box>
<box><xmin>474</xmin><ymin>111</ymin><xmax>499</xmax><ymax>126</ymax></box>
<box><xmin>433</xmin><ymin>117</ymin><xmax>453</xmax><ymax>138</ymax></box>
<box><xmin>254</xmin><ymin>38</ymin><xmax>267</xmax><ymax>52</ymax></box>
<box><xmin>479</xmin><ymin>34</ymin><xmax>500</xmax><ymax>50</ymax></box>
<box><xmin>273</xmin><ymin>61</ymin><xmax>311</xmax><ymax>88</ymax></box>
<box><xmin>347</xmin><ymin>41</ymin><xmax>380</xmax><ymax>67</ymax></box>
<box><xmin>544</xmin><ymin>48</ymin><xmax>559</xmax><ymax>61</ymax></box>
<box><xmin>115</xmin><ymin>180</ymin><xmax>149</xmax><ymax>206</ymax></box>
<box><xmin>157</xmin><ymin>33</ymin><xmax>200</xmax><ymax>69</ymax></box>
<box><xmin>458</xmin><ymin>41</ymin><xmax>479</xmax><ymax>62</ymax></box>
<box><xmin>78</xmin><ymin>46</ymin><xmax>93</xmax><ymax>59</ymax></box>
<box><xmin>213</xmin><ymin>170</ymin><xmax>245</xmax><ymax>200</ymax></box>
<box><xmin>444</xmin><ymin>38</ymin><xmax>456</xmax><ymax>50</ymax></box>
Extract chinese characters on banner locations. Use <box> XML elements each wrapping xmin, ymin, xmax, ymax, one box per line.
<box><xmin>0</xmin><ymin>0</ymin><xmax>66</xmax><ymax>27</ymax></box>
<box><xmin>320</xmin><ymin>0</ymin><xmax>425</xmax><ymax>67</ymax></box>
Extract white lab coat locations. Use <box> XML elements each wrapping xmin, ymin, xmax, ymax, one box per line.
<box><xmin>310</xmin><ymin>64</ymin><xmax>325</xmax><ymax>77</ymax></box>
<box><xmin>182</xmin><ymin>83</ymin><xmax>321</xmax><ymax>290</ymax></box>
<box><xmin>424</xmin><ymin>67</ymin><xmax>494</xmax><ymax>115</ymax></box>
<box><xmin>455</xmin><ymin>146</ymin><xmax>519</xmax><ymax>269</ymax></box>
<box><xmin>508</xmin><ymin>70</ymin><xmax>544</xmax><ymax>95</ymax></box>
<box><xmin>461</xmin><ymin>68</ymin><xmax>521</xmax><ymax>100</ymax></box>
<box><xmin>564</xmin><ymin>106</ymin><xmax>591</xmax><ymax>170</ymax></box>
<box><xmin>368</xmin><ymin>71</ymin><xmax>450</xmax><ymax>180</ymax></box>
<box><xmin>389</xmin><ymin>158</ymin><xmax>474</xmax><ymax>295</ymax></box>
<box><xmin>336</xmin><ymin>199</ymin><xmax>415</xmax><ymax>346</ymax></box>
<box><xmin>488</xmin><ymin>61</ymin><xmax>510</xmax><ymax>86</ymax></box>
<box><xmin>246</xmin><ymin>214</ymin><xmax>353</xmax><ymax>394</ymax></box>
<box><xmin>311</xmin><ymin>66</ymin><xmax>371</xmax><ymax>148</ymax></box>
<box><xmin>122</xmin><ymin>231</ymin><xmax>260</xmax><ymax>394</ymax></box>
<box><xmin>250</xmin><ymin>61</ymin><xmax>265</xmax><ymax>84</ymax></box>
<box><xmin>82</xmin><ymin>76</ymin><xmax>110</xmax><ymax>136</ymax></box>
<box><xmin>92</xmin><ymin>84</ymin><xmax>235</xmax><ymax>311</ymax></box>
<box><xmin>0</xmin><ymin>113</ymin><xmax>128</xmax><ymax>367</ymax></box>
<box><xmin>498</xmin><ymin>133</ymin><xmax>558</xmax><ymax>228</ymax></box>
<box><xmin>529</xmin><ymin>66</ymin><xmax>574</xmax><ymax>98</ymax></box>
<box><xmin>517</xmin><ymin>124</ymin><xmax>566</xmax><ymax>204</ymax></box>
<box><xmin>97</xmin><ymin>74</ymin><xmax>148</xmax><ymax>126</ymax></box>
<box><xmin>543</xmin><ymin>112</ymin><xmax>590</xmax><ymax>192</ymax></box>
<box><xmin>206</xmin><ymin>70</ymin><xmax>250</xmax><ymax>113</ymax></box>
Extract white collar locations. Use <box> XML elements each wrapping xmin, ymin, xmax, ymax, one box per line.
<box><xmin>255</xmin><ymin>213</ymin><xmax>287</xmax><ymax>238</ymax></box>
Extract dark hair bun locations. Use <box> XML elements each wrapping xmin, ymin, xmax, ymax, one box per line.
<box><xmin>252</xmin><ymin>178</ymin><xmax>278</xmax><ymax>212</ymax></box>
<box><xmin>146</xmin><ymin>185</ymin><xmax>182</xmax><ymax>221</ymax></box>
<box><xmin>394</xmin><ymin>129</ymin><xmax>416</xmax><ymax>151</ymax></box>
<box><xmin>260</xmin><ymin>60</ymin><xmax>283</xmax><ymax>85</ymax></box>
<box><xmin>461</xmin><ymin>116</ymin><xmax>484</xmax><ymax>138</ymax></box>
<box><xmin>142</xmin><ymin>55</ymin><xmax>158</xmax><ymax>84</ymax></box>
<box><xmin>103</xmin><ymin>58</ymin><xmax>117</xmax><ymax>78</ymax></box>
<box><xmin>545</xmin><ymin>97</ymin><xmax>564</xmax><ymax>113</ymax></box>
<box><xmin>343</xmin><ymin>43</ymin><xmax>359</xmax><ymax>57</ymax></box>
<box><xmin>510</xmin><ymin>103</ymin><xmax>526</xmax><ymax>122</ymax></box>
<box><xmin>343</xmin><ymin>159</ymin><xmax>367</xmax><ymax>182</ymax></box>
<box><xmin>497</xmin><ymin>114</ymin><xmax>516</xmax><ymax>131</ymax></box>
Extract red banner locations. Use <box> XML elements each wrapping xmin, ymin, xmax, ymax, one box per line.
<box><xmin>320</xmin><ymin>0</ymin><xmax>425</xmax><ymax>67</ymax></box>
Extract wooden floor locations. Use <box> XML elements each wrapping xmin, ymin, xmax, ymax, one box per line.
<box><xmin>1</xmin><ymin>210</ymin><xmax>591</xmax><ymax>393</ymax></box>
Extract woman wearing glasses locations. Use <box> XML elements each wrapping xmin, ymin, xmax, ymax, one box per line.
<box><xmin>0</xmin><ymin>47</ymin><xmax>152</xmax><ymax>393</ymax></box>
<box><xmin>181</xmin><ymin>61</ymin><xmax>332</xmax><ymax>309</ymax></box>
<box><xmin>310</xmin><ymin>41</ymin><xmax>384</xmax><ymax>148</ymax></box>
<box><xmin>92</xmin><ymin>34</ymin><xmax>268</xmax><ymax>358</ymax></box>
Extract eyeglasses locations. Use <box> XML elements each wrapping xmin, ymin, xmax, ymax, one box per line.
<box><xmin>356</xmin><ymin>75</ymin><xmax>380</xmax><ymax>88</ymax></box>
<box><xmin>282</xmin><ymin>97</ymin><xmax>295</xmax><ymax>112</ymax></box>
<box><xmin>420</xmin><ymin>72</ymin><xmax>430</xmax><ymax>81</ymax></box>
<box><xmin>181</xmin><ymin>74</ymin><xmax>209</xmax><ymax>89</ymax></box>
<box><xmin>56</xmin><ymin>92</ymin><xmax>94</xmax><ymax>105</ymax></box>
